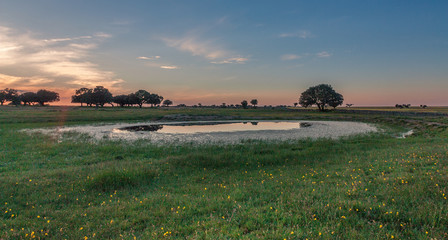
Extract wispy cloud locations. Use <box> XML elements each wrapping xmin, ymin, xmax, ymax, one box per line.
<box><xmin>161</xmin><ymin>34</ymin><xmax>248</xmax><ymax>64</ymax></box>
<box><xmin>281</xmin><ymin>54</ymin><xmax>301</xmax><ymax>61</ymax></box>
<box><xmin>137</xmin><ymin>56</ymin><xmax>161</xmax><ymax>60</ymax></box>
<box><xmin>94</xmin><ymin>32</ymin><xmax>112</xmax><ymax>39</ymax></box>
<box><xmin>316</xmin><ymin>51</ymin><xmax>331</xmax><ymax>58</ymax></box>
<box><xmin>0</xmin><ymin>25</ymin><xmax>124</xmax><ymax>91</ymax></box>
<box><xmin>69</xmin><ymin>43</ymin><xmax>97</xmax><ymax>49</ymax></box>
<box><xmin>0</xmin><ymin>73</ymin><xmax>55</xmax><ymax>86</ymax></box>
<box><xmin>162</xmin><ymin>36</ymin><xmax>227</xmax><ymax>59</ymax></box>
<box><xmin>210</xmin><ymin>57</ymin><xmax>248</xmax><ymax>64</ymax></box>
<box><xmin>279</xmin><ymin>30</ymin><xmax>314</xmax><ymax>39</ymax></box>
<box><xmin>44</xmin><ymin>36</ymin><xmax>92</xmax><ymax>43</ymax></box>
<box><xmin>144</xmin><ymin>61</ymin><xmax>179</xmax><ymax>70</ymax></box>
<box><xmin>160</xmin><ymin>65</ymin><xmax>178</xmax><ymax>70</ymax></box>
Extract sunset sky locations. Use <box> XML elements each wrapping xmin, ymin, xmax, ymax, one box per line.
<box><xmin>0</xmin><ymin>1</ymin><xmax>447</xmax><ymax>106</ymax></box>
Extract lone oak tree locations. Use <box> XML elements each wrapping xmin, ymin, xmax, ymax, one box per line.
<box><xmin>250</xmin><ymin>99</ymin><xmax>258</xmax><ymax>108</ymax></box>
<box><xmin>162</xmin><ymin>99</ymin><xmax>173</xmax><ymax>107</ymax></box>
<box><xmin>299</xmin><ymin>84</ymin><xmax>343</xmax><ymax>111</ymax></box>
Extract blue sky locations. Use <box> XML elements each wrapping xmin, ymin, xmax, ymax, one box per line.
<box><xmin>0</xmin><ymin>1</ymin><xmax>447</xmax><ymax>105</ymax></box>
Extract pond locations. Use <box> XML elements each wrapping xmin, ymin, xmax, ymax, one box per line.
<box><xmin>26</xmin><ymin>120</ymin><xmax>378</xmax><ymax>144</ymax></box>
<box><xmin>115</xmin><ymin>121</ymin><xmax>310</xmax><ymax>134</ymax></box>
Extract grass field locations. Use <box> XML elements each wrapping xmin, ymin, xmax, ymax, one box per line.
<box><xmin>1</xmin><ymin>106</ymin><xmax>447</xmax><ymax>239</ymax></box>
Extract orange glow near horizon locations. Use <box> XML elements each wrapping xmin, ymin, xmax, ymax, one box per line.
<box><xmin>2</xmin><ymin>84</ymin><xmax>447</xmax><ymax>107</ymax></box>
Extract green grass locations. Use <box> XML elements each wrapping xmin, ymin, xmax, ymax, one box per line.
<box><xmin>0</xmin><ymin>106</ymin><xmax>447</xmax><ymax>239</ymax></box>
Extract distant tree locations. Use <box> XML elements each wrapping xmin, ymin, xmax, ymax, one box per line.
<box><xmin>36</xmin><ymin>89</ymin><xmax>60</xmax><ymax>106</ymax></box>
<box><xmin>20</xmin><ymin>92</ymin><xmax>38</xmax><ymax>105</ymax></box>
<box><xmin>135</xmin><ymin>90</ymin><xmax>150</xmax><ymax>108</ymax></box>
<box><xmin>162</xmin><ymin>99</ymin><xmax>173</xmax><ymax>107</ymax></box>
<box><xmin>198</xmin><ymin>103</ymin><xmax>202</xmax><ymax>107</ymax></box>
<box><xmin>0</xmin><ymin>90</ymin><xmax>7</xmax><ymax>106</ymax></box>
<box><xmin>241</xmin><ymin>100</ymin><xmax>248</xmax><ymax>109</ymax></box>
<box><xmin>299</xmin><ymin>84</ymin><xmax>343</xmax><ymax>111</ymax></box>
<box><xmin>293</xmin><ymin>102</ymin><xmax>298</xmax><ymax>107</ymax></box>
<box><xmin>10</xmin><ymin>96</ymin><xmax>22</xmax><ymax>106</ymax></box>
<box><xmin>346</xmin><ymin>104</ymin><xmax>353</xmax><ymax>108</ymax></box>
<box><xmin>250</xmin><ymin>99</ymin><xmax>258</xmax><ymax>108</ymax></box>
<box><xmin>71</xmin><ymin>94</ymin><xmax>81</xmax><ymax>106</ymax></box>
<box><xmin>0</xmin><ymin>88</ymin><xmax>19</xmax><ymax>105</ymax></box>
<box><xmin>177</xmin><ymin>104</ymin><xmax>187</xmax><ymax>107</ymax></box>
<box><xmin>91</xmin><ymin>86</ymin><xmax>112</xmax><ymax>107</ymax></box>
<box><xmin>221</xmin><ymin>103</ymin><xmax>227</xmax><ymax>108</ymax></box>
<box><xmin>396</xmin><ymin>104</ymin><xmax>411</xmax><ymax>108</ymax></box>
<box><xmin>127</xmin><ymin>93</ymin><xmax>140</xmax><ymax>107</ymax></box>
<box><xmin>147</xmin><ymin>93</ymin><xmax>163</xmax><ymax>107</ymax></box>
<box><xmin>420</xmin><ymin>104</ymin><xmax>427</xmax><ymax>108</ymax></box>
<box><xmin>72</xmin><ymin>88</ymin><xmax>92</xmax><ymax>107</ymax></box>
<box><xmin>7</xmin><ymin>88</ymin><xmax>19</xmax><ymax>101</ymax></box>
<box><xmin>113</xmin><ymin>95</ymin><xmax>129</xmax><ymax>107</ymax></box>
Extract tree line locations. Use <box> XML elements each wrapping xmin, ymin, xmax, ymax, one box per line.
<box><xmin>71</xmin><ymin>86</ymin><xmax>168</xmax><ymax>108</ymax></box>
<box><xmin>0</xmin><ymin>86</ymin><xmax>169</xmax><ymax>108</ymax></box>
<box><xmin>1</xmin><ymin>84</ymin><xmax>346</xmax><ymax>110</ymax></box>
<box><xmin>0</xmin><ymin>88</ymin><xmax>60</xmax><ymax>106</ymax></box>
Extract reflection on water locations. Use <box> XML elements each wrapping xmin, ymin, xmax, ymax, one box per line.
<box><xmin>120</xmin><ymin>125</ymin><xmax>163</xmax><ymax>132</ymax></box>
<box><xmin>116</xmin><ymin>121</ymin><xmax>309</xmax><ymax>134</ymax></box>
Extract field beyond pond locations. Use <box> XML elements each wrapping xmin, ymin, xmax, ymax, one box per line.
<box><xmin>1</xmin><ymin>106</ymin><xmax>447</xmax><ymax>239</ymax></box>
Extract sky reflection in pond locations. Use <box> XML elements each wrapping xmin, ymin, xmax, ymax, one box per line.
<box><xmin>116</xmin><ymin>121</ymin><xmax>306</xmax><ymax>134</ymax></box>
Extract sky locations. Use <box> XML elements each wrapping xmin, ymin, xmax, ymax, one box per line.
<box><xmin>0</xmin><ymin>0</ymin><xmax>447</xmax><ymax>106</ymax></box>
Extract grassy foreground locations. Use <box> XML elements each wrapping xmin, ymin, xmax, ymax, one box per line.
<box><xmin>0</xmin><ymin>106</ymin><xmax>447</xmax><ymax>239</ymax></box>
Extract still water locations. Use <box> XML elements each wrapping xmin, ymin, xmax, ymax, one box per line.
<box><xmin>115</xmin><ymin>121</ymin><xmax>308</xmax><ymax>134</ymax></box>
